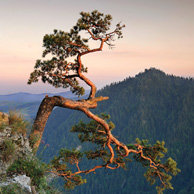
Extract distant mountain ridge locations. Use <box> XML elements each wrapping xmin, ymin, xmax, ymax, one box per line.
<box><xmin>0</xmin><ymin>91</ymin><xmax>75</xmax><ymax>102</ymax></box>
<box><xmin>0</xmin><ymin>91</ymin><xmax>89</xmax><ymax>102</ymax></box>
<box><xmin>41</xmin><ymin>68</ymin><xmax>194</xmax><ymax>194</ymax></box>
<box><xmin>0</xmin><ymin>91</ymin><xmax>89</xmax><ymax>119</ymax></box>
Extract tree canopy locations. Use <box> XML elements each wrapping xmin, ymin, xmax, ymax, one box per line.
<box><xmin>28</xmin><ymin>10</ymin><xmax>124</xmax><ymax>98</ymax></box>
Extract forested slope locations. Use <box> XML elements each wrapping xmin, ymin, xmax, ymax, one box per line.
<box><xmin>41</xmin><ymin>68</ymin><xmax>194</xmax><ymax>194</ymax></box>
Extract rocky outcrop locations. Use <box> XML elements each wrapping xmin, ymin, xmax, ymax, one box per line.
<box><xmin>0</xmin><ymin>174</ymin><xmax>32</xmax><ymax>193</ymax></box>
<box><xmin>0</xmin><ymin>127</ymin><xmax>32</xmax><ymax>175</ymax></box>
<box><xmin>0</xmin><ymin>112</ymin><xmax>34</xmax><ymax>193</ymax></box>
<box><xmin>0</xmin><ymin>112</ymin><xmax>59</xmax><ymax>194</ymax></box>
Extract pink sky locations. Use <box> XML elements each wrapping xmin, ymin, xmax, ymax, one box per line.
<box><xmin>0</xmin><ymin>0</ymin><xmax>194</xmax><ymax>94</ymax></box>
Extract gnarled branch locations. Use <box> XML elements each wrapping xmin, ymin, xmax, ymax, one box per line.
<box><xmin>29</xmin><ymin>95</ymin><xmax>109</xmax><ymax>149</ymax></box>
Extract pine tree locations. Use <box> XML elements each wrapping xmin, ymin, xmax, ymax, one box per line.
<box><xmin>28</xmin><ymin>10</ymin><xmax>180</xmax><ymax>193</ymax></box>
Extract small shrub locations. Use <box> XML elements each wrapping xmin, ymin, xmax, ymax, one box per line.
<box><xmin>1</xmin><ymin>139</ymin><xmax>15</xmax><ymax>162</ymax></box>
<box><xmin>7</xmin><ymin>156</ymin><xmax>63</xmax><ymax>193</ymax></box>
<box><xmin>8</xmin><ymin>110</ymin><xmax>29</xmax><ymax>135</ymax></box>
<box><xmin>7</xmin><ymin>156</ymin><xmax>47</xmax><ymax>189</ymax></box>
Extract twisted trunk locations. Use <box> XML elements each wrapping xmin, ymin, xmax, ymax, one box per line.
<box><xmin>29</xmin><ymin>95</ymin><xmax>108</xmax><ymax>150</ymax></box>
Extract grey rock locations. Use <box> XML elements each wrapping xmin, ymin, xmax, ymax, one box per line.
<box><xmin>12</xmin><ymin>134</ymin><xmax>20</xmax><ymax>141</ymax></box>
<box><xmin>0</xmin><ymin>175</ymin><xmax>32</xmax><ymax>193</ymax></box>
<box><xmin>21</xmin><ymin>136</ymin><xmax>25</xmax><ymax>146</ymax></box>
<box><xmin>0</xmin><ymin>128</ymin><xmax>11</xmax><ymax>137</ymax></box>
<box><xmin>13</xmin><ymin>175</ymin><xmax>32</xmax><ymax>193</ymax></box>
<box><xmin>0</xmin><ymin>131</ymin><xmax>7</xmax><ymax>137</ymax></box>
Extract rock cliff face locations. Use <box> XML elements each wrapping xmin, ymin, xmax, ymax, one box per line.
<box><xmin>0</xmin><ymin>174</ymin><xmax>32</xmax><ymax>193</ymax></box>
<box><xmin>0</xmin><ymin>111</ymin><xmax>61</xmax><ymax>194</ymax></box>
<box><xmin>0</xmin><ymin>112</ymin><xmax>33</xmax><ymax>193</ymax></box>
<box><xmin>0</xmin><ymin>127</ymin><xmax>32</xmax><ymax>175</ymax></box>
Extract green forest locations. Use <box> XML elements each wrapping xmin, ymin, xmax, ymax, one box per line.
<box><xmin>38</xmin><ymin>68</ymin><xmax>194</xmax><ymax>194</ymax></box>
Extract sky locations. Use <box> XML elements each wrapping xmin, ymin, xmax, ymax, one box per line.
<box><xmin>0</xmin><ymin>0</ymin><xmax>194</xmax><ymax>94</ymax></box>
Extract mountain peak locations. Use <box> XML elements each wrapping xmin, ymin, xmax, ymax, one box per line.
<box><xmin>135</xmin><ymin>68</ymin><xmax>166</xmax><ymax>79</ymax></box>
